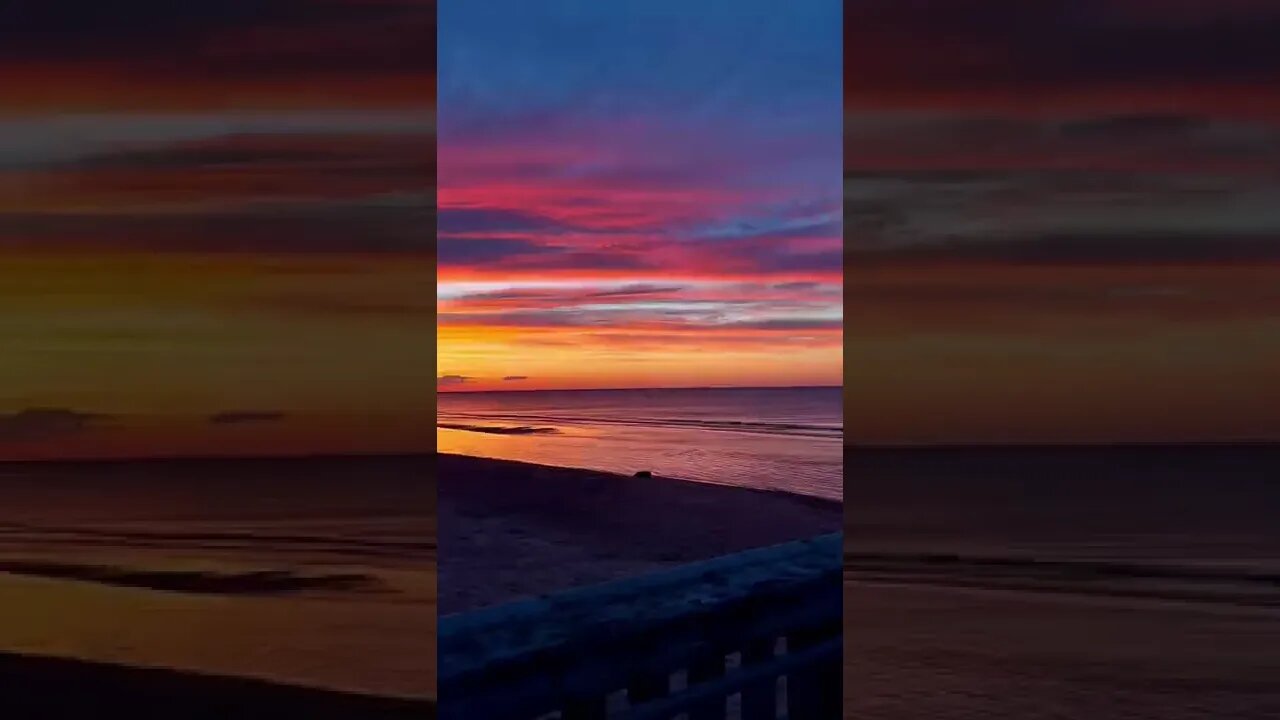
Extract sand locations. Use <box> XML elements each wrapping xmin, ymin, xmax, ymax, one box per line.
<box><xmin>0</xmin><ymin>651</ymin><xmax>432</xmax><ymax>718</ymax></box>
<box><xmin>0</xmin><ymin>454</ymin><xmax>436</xmax><ymax>715</ymax></box>
<box><xmin>845</xmin><ymin>579</ymin><xmax>1280</xmax><ymax>720</ymax></box>
<box><xmin>437</xmin><ymin>452</ymin><xmax>842</xmax><ymax>613</ymax></box>
<box><xmin>845</xmin><ymin>445</ymin><xmax>1280</xmax><ymax>719</ymax></box>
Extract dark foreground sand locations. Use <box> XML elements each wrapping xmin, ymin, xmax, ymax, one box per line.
<box><xmin>438</xmin><ymin>452</ymin><xmax>842</xmax><ymax>613</ymax></box>
<box><xmin>0</xmin><ymin>652</ymin><xmax>433</xmax><ymax>719</ymax></box>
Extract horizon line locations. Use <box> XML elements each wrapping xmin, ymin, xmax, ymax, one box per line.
<box><xmin>848</xmin><ymin>439</ymin><xmax>1280</xmax><ymax>450</ymax></box>
<box><xmin>7</xmin><ymin>440</ymin><xmax>1280</xmax><ymax>466</ymax></box>
<box><xmin>437</xmin><ymin>383</ymin><xmax>844</xmax><ymax>395</ymax></box>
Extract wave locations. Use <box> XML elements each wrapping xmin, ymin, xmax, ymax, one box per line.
<box><xmin>0</xmin><ymin>522</ymin><xmax>434</xmax><ymax>561</ymax></box>
<box><xmin>437</xmin><ymin>411</ymin><xmax>843</xmax><ymax>439</ymax></box>
<box><xmin>436</xmin><ymin>423</ymin><xmax>559</xmax><ymax>435</ymax></box>
<box><xmin>0</xmin><ymin>559</ymin><xmax>382</xmax><ymax>596</ymax></box>
<box><xmin>846</xmin><ymin>551</ymin><xmax>1280</xmax><ymax>608</ymax></box>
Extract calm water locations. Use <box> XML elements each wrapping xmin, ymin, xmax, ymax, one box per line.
<box><xmin>848</xmin><ymin>446</ymin><xmax>1280</xmax><ymax>574</ymax></box>
<box><xmin>437</xmin><ymin>386</ymin><xmax>844</xmax><ymax>500</ymax></box>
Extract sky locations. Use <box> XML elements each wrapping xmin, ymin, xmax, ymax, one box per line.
<box><xmin>845</xmin><ymin>0</ymin><xmax>1280</xmax><ymax>444</ymax></box>
<box><xmin>436</xmin><ymin>0</ymin><xmax>844</xmax><ymax>392</ymax></box>
<box><xmin>0</xmin><ymin>0</ymin><xmax>435</xmax><ymax>460</ymax></box>
<box><xmin>9</xmin><ymin>1</ymin><xmax>1272</xmax><ymax>453</ymax></box>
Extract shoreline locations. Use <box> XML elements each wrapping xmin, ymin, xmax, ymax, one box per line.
<box><xmin>438</xmin><ymin>451</ymin><xmax>842</xmax><ymax>509</ymax></box>
<box><xmin>0</xmin><ymin>454</ymin><xmax>436</xmax><ymax>705</ymax></box>
<box><xmin>437</xmin><ymin>383</ymin><xmax>841</xmax><ymax>396</ymax></box>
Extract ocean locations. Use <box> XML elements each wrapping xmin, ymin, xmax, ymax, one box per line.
<box><xmin>846</xmin><ymin>445</ymin><xmax>1280</xmax><ymax>719</ymax></box>
<box><xmin>0</xmin><ymin>455</ymin><xmax>435</xmax><ymax>700</ymax></box>
<box><xmin>436</xmin><ymin>386</ymin><xmax>844</xmax><ymax>501</ymax></box>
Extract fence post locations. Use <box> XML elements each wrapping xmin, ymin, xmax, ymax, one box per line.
<box><xmin>629</xmin><ymin>671</ymin><xmax>670</xmax><ymax>707</ymax></box>
<box><xmin>562</xmin><ymin>695</ymin><xmax>609</xmax><ymax>720</ymax></box>
<box><xmin>687</xmin><ymin>650</ymin><xmax>727</xmax><ymax>720</ymax></box>
<box><xmin>785</xmin><ymin>624</ymin><xmax>841</xmax><ymax>719</ymax></box>
<box><xmin>740</xmin><ymin>637</ymin><xmax>779</xmax><ymax>720</ymax></box>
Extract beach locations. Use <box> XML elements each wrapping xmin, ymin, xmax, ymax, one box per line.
<box><xmin>0</xmin><ymin>651</ymin><xmax>431</xmax><ymax>719</ymax></box>
<box><xmin>438</xmin><ymin>453</ymin><xmax>842</xmax><ymax>614</ymax></box>
<box><xmin>844</xmin><ymin>446</ymin><xmax>1280</xmax><ymax>719</ymax></box>
<box><xmin>845</xmin><ymin>581</ymin><xmax>1280</xmax><ymax>720</ymax></box>
<box><xmin>436</xmin><ymin>386</ymin><xmax>843</xmax><ymax>613</ymax></box>
<box><xmin>0</xmin><ymin>455</ymin><xmax>436</xmax><ymax>714</ymax></box>
<box><xmin>0</xmin><ymin>450</ymin><xmax>842</xmax><ymax>713</ymax></box>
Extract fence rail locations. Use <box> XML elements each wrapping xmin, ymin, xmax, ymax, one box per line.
<box><xmin>439</xmin><ymin>533</ymin><xmax>842</xmax><ymax>720</ymax></box>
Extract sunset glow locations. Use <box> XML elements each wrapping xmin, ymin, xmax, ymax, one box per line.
<box><xmin>436</xmin><ymin>0</ymin><xmax>844</xmax><ymax>392</ymax></box>
<box><xmin>845</xmin><ymin>0</ymin><xmax>1280</xmax><ymax>443</ymax></box>
<box><xmin>0</xmin><ymin>0</ymin><xmax>434</xmax><ymax>460</ymax></box>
